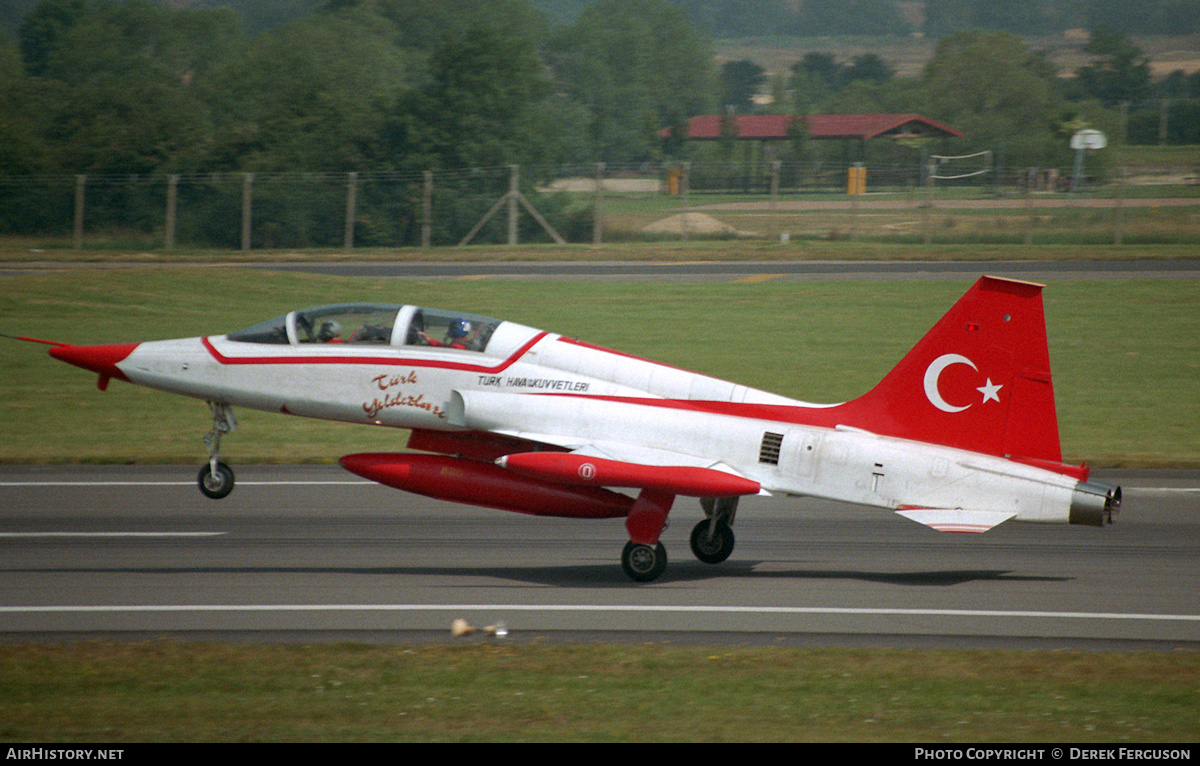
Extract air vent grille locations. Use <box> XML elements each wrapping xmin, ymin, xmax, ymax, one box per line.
<box><xmin>759</xmin><ymin>431</ymin><xmax>784</xmax><ymax>465</ymax></box>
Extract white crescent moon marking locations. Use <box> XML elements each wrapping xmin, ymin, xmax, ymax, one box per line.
<box><xmin>924</xmin><ymin>354</ymin><xmax>977</xmax><ymax>413</ymax></box>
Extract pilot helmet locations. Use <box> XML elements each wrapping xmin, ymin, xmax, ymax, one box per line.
<box><xmin>448</xmin><ymin>318</ymin><xmax>471</xmax><ymax>339</ymax></box>
<box><xmin>318</xmin><ymin>320</ymin><xmax>342</xmax><ymax>341</ymax></box>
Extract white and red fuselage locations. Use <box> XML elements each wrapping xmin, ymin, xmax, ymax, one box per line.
<box><xmin>40</xmin><ymin>277</ymin><xmax>1120</xmax><ymax>580</ymax></box>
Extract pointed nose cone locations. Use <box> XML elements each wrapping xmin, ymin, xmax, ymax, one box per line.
<box><xmin>49</xmin><ymin>342</ymin><xmax>138</xmax><ymax>388</ymax></box>
<box><xmin>339</xmin><ymin>453</ymin><xmax>411</xmax><ymax>485</ymax></box>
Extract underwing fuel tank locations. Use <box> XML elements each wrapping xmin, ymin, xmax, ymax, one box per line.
<box><xmin>497</xmin><ymin>451</ymin><xmax>761</xmax><ymax>497</ymax></box>
<box><xmin>339</xmin><ymin>453</ymin><xmax>634</xmax><ymax>519</ymax></box>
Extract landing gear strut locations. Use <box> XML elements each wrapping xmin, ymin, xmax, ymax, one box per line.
<box><xmin>691</xmin><ymin>497</ymin><xmax>739</xmax><ymax>564</ymax></box>
<box><xmin>621</xmin><ymin>489</ymin><xmax>674</xmax><ymax>583</ymax></box>
<box><xmin>198</xmin><ymin>402</ymin><xmax>237</xmax><ymax>499</ymax></box>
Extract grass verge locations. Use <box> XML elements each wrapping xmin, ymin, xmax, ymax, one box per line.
<box><xmin>1</xmin><ymin>270</ymin><xmax>1196</xmax><ymax>466</ymax></box>
<box><xmin>1</xmin><ymin>641</ymin><xmax>1197</xmax><ymax>742</ymax></box>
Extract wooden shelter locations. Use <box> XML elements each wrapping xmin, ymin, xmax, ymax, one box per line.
<box><xmin>661</xmin><ymin>113</ymin><xmax>963</xmax><ymax>163</ymax></box>
<box><xmin>665</xmin><ymin>113</ymin><xmax>962</xmax><ymax>142</ymax></box>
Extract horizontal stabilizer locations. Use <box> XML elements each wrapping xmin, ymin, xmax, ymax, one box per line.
<box><xmin>895</xmin><ymin>508</ymin><xmax>1015</xmax><ymax>533</ymax></box>
<box><xmin>497</xmin><ymin>451</ymin><xmax>761</xmax><ymax>497</ymax></box>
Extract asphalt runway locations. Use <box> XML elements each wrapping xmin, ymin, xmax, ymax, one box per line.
<box><xmin>1</xmin><ymin>464</ymin><xmax>1196</xmax><ymax>648</ymax></box>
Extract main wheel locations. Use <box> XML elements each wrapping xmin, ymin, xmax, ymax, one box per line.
<box><xmin>621</xmin><ymin>541</ymin><xmax>667</xmax><ymax>582</ymax></box>
<box><xmin>689</xmin><ymin>519</ymin><xmax>735</xmax><ymax>564</ymax></box>
<box><xmin>198</xmin><ymin>461</ymin><xmax>235</xmax><ymax>499</ymax></box>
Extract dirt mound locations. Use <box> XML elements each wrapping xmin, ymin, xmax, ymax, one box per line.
<box><xmin>643</xmin><ymin>212</ymin><xmax>754</xmax><ymax>236</ymax></box>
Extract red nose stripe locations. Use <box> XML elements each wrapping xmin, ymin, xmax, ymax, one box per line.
<box><xmin>49</xmin><ymin>342</ymin><xmax>138</xmax><ymax>383</ymax></box>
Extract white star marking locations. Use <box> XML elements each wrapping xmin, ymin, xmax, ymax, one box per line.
<box><xmin>977</xmin><ymin>378</ymin><xmax>1002</xmax><ymax>404</ymax></box>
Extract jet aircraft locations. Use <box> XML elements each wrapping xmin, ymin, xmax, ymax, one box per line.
<box><xmin>24</xmin><ymin>276</ymin><xmax>1120</xmax><ymax>581</ymax></box>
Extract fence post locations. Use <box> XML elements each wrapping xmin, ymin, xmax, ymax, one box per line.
<box><xmin>770</xmin><ymin>160</ymin><xmax>780</xmax><ymax>242</ymax></box>
<box><xmin>421</xmin><ymin>170</ymin><xmax>433</xmax><ymax>248</ymax></box>
<box><xmin>344</xmin><ymin>171</ymin><xmax>358</xmax><ymax>249</ymax></box>
<box><xmin>922</xmin><ymin>160</ymin><xmax>934</xmax><ymax>246</ymax></box>
<box><xmin>73</xmin><ymin>175</ymin><xmax>86</xmax><ymax>250</ymax></box>
<box><xmin>1113</xmin><ymin>166</ymin><xmax>1125</xmax><ymax>246</ymax></box>
<box><xmin>681</xmin><ymin>162</ymin><xmax>690</xmax><ymax>242</ymax></box>
<box><xmin>1024</xmin><ymin>168</ymin><xmax>1034</xmax><ymax>246</ymax></box>
<box><xmin>240</xmin><ymin>173</ymin><xmax>253</xmax><ymax>251</ymax></box>
<box><xmin>593</xmin><ymin>162</ymin><xmax>604</xmax><ymax>245</ymax></box>
<box><xmin>1159</xmin><ymin>99</ymin><xmax>1169</xmax><ymax>146</ymax></box>
<box><xmin>850</xmin><ymin>180</ymin><xmax>860</xmax><ymax>241</ymax></box>
<box><xmin>507</xmin><ymin>165</ymin><xmax>519</xmax><ymax>246</ymax></box>
<box><xmin>165</xmin><ymin>174</ymin><xmax>178</xmax><ymax>249</ymax></box>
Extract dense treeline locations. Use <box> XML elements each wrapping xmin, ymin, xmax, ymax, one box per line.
<box><xmin>667</xmin><ymin>0</ymin><xmax>1200</xmax><ymax>37</ymax></box>
<box><xmin>3</xmin><ymin>0</ymin><xmax>713</xmax><ymax>176</ymax></box>
<box><xmin>1</xmin><ymin>0</ymin><xmax>1198</xmax><ymax>245</ymax></box>
<box><xmin>6</xmin><ymin>0</ymin><xmax>1200</xmax><ymax>37</ymax></box>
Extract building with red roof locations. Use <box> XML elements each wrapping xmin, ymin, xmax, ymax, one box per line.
<box><xmin>662</xmin><ymin>113</ymin><xmax>963</xmax><ymax>142</ymax></box>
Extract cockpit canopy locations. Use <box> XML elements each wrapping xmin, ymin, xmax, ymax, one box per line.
<box><xmin>227</xmin><ymin>303</ymin><xmax>502</xmax><ymax>353</ymax></box>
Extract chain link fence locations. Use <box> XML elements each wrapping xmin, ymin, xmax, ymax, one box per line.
<box><xmin>2</xmin><ymin>159</ymin><xmax>1197</xmax><ymax>249</ymax></box>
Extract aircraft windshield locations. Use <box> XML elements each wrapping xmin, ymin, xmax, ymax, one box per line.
<box><xmin>226</xmin><ymin>303</ymin><xmax>501</xmax><ymax>353</ymax></box>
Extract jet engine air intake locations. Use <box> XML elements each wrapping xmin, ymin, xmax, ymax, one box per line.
<box><xmin>1069</xmin><ymin>481</ymin><xmax>1122</xmax><ymax>527</ymax></box>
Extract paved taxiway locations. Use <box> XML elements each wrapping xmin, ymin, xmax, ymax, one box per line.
<box><xmin>1</xmin><ymin>465</ymin><xmax>1195</xmax><ymax>647</ymax></box>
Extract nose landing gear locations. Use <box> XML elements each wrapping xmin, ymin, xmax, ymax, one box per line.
<box><xmin>198</xmin><ymin>402</ymin><xmax>237</xmax><ymax>499</ymax></box>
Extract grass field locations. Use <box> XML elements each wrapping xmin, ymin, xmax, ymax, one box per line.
<box><xmin>1</xmin><ymin>641</ymin><xmax>1197</xmax><ymax>742</ymax></box>
<box><xmin>1</xmin><ymin>264</ymin><xmax>1196</xmax><ymax>466</ymax></box>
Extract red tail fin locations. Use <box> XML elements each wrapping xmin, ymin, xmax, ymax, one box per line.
<box><xmin>843</xmin><ymin>276</ymin><xmax>1062</xmax><ymax>463</ymax></box>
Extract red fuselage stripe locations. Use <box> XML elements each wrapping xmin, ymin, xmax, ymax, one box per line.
<box><xmin>200</xmin><ymin>336</ymin><xmax>1086</xmax><ymax>480</ymax></box>
<box><xmin>201</xmin><ymin>332</ymin><xmax>549</xmax><ymax>374</ymax></box>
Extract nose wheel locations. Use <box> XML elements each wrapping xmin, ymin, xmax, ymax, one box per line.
<box><xmin>198</xmin><ymin>402</ymin><xmax>237</xmax><ymax>499</ymax></box>
<box><xmin>198</xmin><ymin>461</ymin><xmax>235</xmax><ymax>499</ymax></box>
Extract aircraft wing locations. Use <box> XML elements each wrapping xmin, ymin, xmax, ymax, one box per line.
<box><xmin>894</xmin><ymin>508</ymin><xmax>1016</xmax><ymax>533</ymax></box>
<box><xmin>448</xmin><ymin>389</ymin><xmax>763</xmax><ymax>497</ymax></box>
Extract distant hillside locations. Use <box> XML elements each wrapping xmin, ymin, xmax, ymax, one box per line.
<box><xmin>715</xmin><ymin>32</ymin><xmax>1200</xmax><ymax>81</ymax></box>
<box><xmin>0</xmin><ymin>0</ymin><xmax>325</xmax><ymax>35</ymax></box>
<box><xmin>8</xmin><ymin>0</ymin><xmax>1200</xmax><ymax>37</ymax></box>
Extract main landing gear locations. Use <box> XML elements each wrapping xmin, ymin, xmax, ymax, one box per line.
<box><xmin>689</xmin><ymin>496</ymin><xmax>739</xmax><ymax>565</ymax></box>
<box><xmin>198</xmin><ymin>402</ymin><xmax>237</xmax><ymax>499</ymax></box>
<box><xmin>621</xmin><ymin>541</ymin><xmax>667</xmax><ymax>582</ymax></box>
<box><xmin>620</xmin><ymin>494</ymin><xmax>741</xmax><ymax>583</ymax></box>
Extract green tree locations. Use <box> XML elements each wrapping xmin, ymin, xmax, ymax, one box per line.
<box><xmin>29</xmin><ymin>0</ymin><xmax>242</xmax><ymax>174</ymax></box>
<box><xmin>16</xmin><ymin>0</ymin><xmax>84</xmax><ymax>76</ymax></box>
<box><xmin>1072</xmin><ymin>28</ymin><xmax>1152</xmax><ymax>104</ymax></box>
<box><xmin>546</xmin><ymin>0</ymin><xmax>713</xmax><ymax>162</ymax></box>
<box><xmin>389</xmin><ymin>23</ymin><xmax>551</xmax><ymax>170</ymax></box>
<box><xmin>0</xmin><ymin>38</ymin><xmax>52</xmax><ymax>176</ymax></box>
<box><xmin>920</xmin><ymin>30</ymin><xmax>1068</xmax><ymax>164</ymax></box>
<box><xmin>332</xmin><ymin>0</ymin><xmax>549</xmax><ymax>49</ymax></box>
<box><xmin>844</xmin><ymin>54</ymin><xmax>893</xmax><ymax>85</ymax></box>
<box><xmin>720</xmin><ymin>59</ymin><xmax>765</xmax><ymax>114</ymax></box>
<box><xmin>789</xmin><ymin>53</ymin><xmax>841</xmax><ymax>112</ymax></box>
<box><xmin>202</xmin><ymin>7</ymin><xmax>410</xmax><ymax>171</ymax></box>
